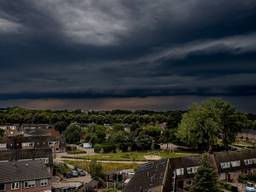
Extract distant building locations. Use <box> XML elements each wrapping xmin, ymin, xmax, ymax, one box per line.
<box><xmin>0</xmin><ymin>135</ymin><xmax>65</xmax><ymax>153</ymax></box>
<box><xmin>82</xmin><ymin>143</ymin><xmax>93</xmax><ymax>149</ymax></box>
<box><xmin>124</xmin><ymin>149</ymin><xmax>256</xmax><ymax>192</ymax></box>
<box><xmin>0</xmin><ymin>160</ymin><xmax>52</xmax><ymax>192</ymax></box>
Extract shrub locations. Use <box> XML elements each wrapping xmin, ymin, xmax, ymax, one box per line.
<box><xmin>94</xmin><ymin>143</ymin><xmax>116</xmax><ymax>153</ymax></box>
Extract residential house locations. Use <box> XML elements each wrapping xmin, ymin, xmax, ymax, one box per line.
<box><xmin>124</xmin><ymin>149</ymin><xmax>256</xmax><ymax>192</ymax></box>
<box><xmin>0</xmin><ymin>135</ymin><xmax>65</xmax><ymax>153</ymax></box>
<box><xmin>124</xmin><ymin>159</ymin><xmax>170</xmax><ymax>192</ymax></box>
<box><xmin>0</xmin><ymin>160</ymin><xmax>51</xmax><ymax>192</ymax></box>
<box><xmin>0</xmin><ymin>148</ymin><xmax>53</xmax><ymax>169</ymax></box>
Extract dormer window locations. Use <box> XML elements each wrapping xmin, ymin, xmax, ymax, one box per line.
<box><xmin>220</xmin><ymin>162</ymin><xmax>231</xmax><ymax>169</ymax></box>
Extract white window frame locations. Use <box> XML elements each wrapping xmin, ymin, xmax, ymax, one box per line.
<box><xmin>24</xmin><ymin>180</ymin><xmax>36</xmax><ymax>188</ymax></box>
<box><xmin>35</xmin><ymin>158</ymin><xmax>49</xmax><ymax>164</ymax></box>
<box><xmin>0</xmin><ymin>143</ymin><xmax>7</xmax><ymax>149</ymax></box>
<box><xmin>187</xmin><ymin>166</ymin><xmax>199</xmax><ymax>174</ymax></box>
<box><xmin>22</xmin><ymin>142</ymin><xmax>34</xmax><ymax>148</ymax></box>
<box><xmin>220</xmin><ymin>162</ymin><xmax>231</xmax><ymax>169</ymax></box>
<box><xmin>231</xmin><ymin>160</ymin><xmax>240</xmax><ymax>167</ymax></box>
<box><xmin>40</xmin><ymin>179</ymin><xmax>48</xmax><ymax>187</ymax></box>
<box><xmin>11</xmin><ymin>182</ymin><xmax>19</xmax><ymax>190</ymax></box>
<box><xmin>176</xmin><ymin>168</ymin><xmax>184</xmax><ymax>176</ymax></box>
<box><xmin>244</xmin><ymin>158</ymin><xmax>256</xmax><ymax>165</ymax></box>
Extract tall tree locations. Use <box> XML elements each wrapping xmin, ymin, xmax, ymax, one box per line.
<box><xmin>190</xmin><ymin>156</ymin><xmax>220</xmax><ymax>192</ymax></box>
<box><xmin>64</xmin><ymin>122</ymin><xmax>82</xmax><ymax>144</ymax></box>
<box><xmin>177</xmin><ymin>98</ymin><xmax>245</xmax><ymax>150</ymax></box>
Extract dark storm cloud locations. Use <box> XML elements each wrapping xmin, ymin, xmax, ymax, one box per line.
<box><xmin>1</xmin><ymin>0</ymin><xmax>256</xmax><ymax>111</ymax></box>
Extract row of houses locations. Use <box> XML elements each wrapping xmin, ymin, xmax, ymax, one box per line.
<box><xmin>0</xmin><ymin>160</ymin><xmax>52</xmax><ymax>192</ymax></box>
<box><xmin>0</xmin><ymin>135</ymin><xmax>65</xmax><ymax>153</ymax></box>
<box><xmin>0</xmin><ymin>124</ymin><xmax>66</xmax><ymax>192</ymax></box>
<box><xmin>124</xmin><ymin>149</ymin><xmax>256</xmax><ymax>192</ymax></box>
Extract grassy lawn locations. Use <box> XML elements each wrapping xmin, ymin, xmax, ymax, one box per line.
<box><xmin>66</xmin><ymin>149</ymin><xmax>87</xmax><ymax>154</ymax></box>
<box><xmin>63</xmin><ymin>151</ymin><xmax>196</xmax><ymax>161</ymax></box>
<box><xmin>64</xmin><ymin>160</ymin><xmax>140</xmax><ymax>173</ymax></box>
<box><xmin>233</xmin><ymin>140</ymin><xmax>256</xmax><ymax>148</ymax></box>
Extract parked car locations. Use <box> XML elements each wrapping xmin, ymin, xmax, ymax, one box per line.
<box><xmin>71</xmin><ymin>170</ymin><xmax>79</xmax><ymax>177</ymax></box>
<box><xmin>76</xmin><ymin>168</ymin><xmax>86</xmax><ymax>176</ymax></box>
<box><xmin>246</xmin><ymin>182</ymin><xmax>256</xmax><ymax>192</ymax></box>
<box><xmin>64</xmin><ymin>172</ymin><xmax>73</xmax><ymax>178</ymax></box>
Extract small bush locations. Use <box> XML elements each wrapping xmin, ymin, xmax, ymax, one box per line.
<box><xmin>94</xmin><ymin>143</ymin><xmax>116</xmax><ymax>153</ymax></box>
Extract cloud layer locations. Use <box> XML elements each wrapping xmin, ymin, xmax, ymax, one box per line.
<box><xmin>0</xmin><ymin>0</ymin><xmax>256</xmax><ymax>111</ymax></box>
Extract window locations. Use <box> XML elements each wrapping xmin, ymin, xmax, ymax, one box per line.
<box><xmin>48</xmin><ymin>141</ymin><xmax>59</xmax><ymax>146</ymax></box>
<box><xmin>11</xmin><ymin>182</ymin><xmax>19</xmax><ymax>190</ymax></box>
<box><xmin>220</xmin><ymin>162</ymin><xmax>231</xmax><ymax>169</ymax></box>
<box><xmin>0</xmin><ymin>143</ymin><xmax>7</xmax><ymax>149</ymax></box>
<box><xmin>244</xmin><ymin>158</ymin><xmax>256</xmax><ymax>165</ymax></box>
<box><xmin>176</xmin><ymin>168</ymin><xmax>184</xmax><ymax>176</ymax></box>
<box><xmin>0</xmin><ymin>183</ymin><xmax>5</xmax><ymax>191</ymax></box>
<box><xmin>24</xmin><ymin>180</ymin><xmax>36</xmax><ymax>188</ymax></box>
<box><xmin>40</xmin><ymin>179</ymin><xmax>48</xmax><ymax>187</ymax></box>
<box><xmin>187</xmin><ymin>166</ymin><xmax>199</xmax><ymax>174</ymax></box>
<box><xmin>22</xmin><ymin>142</ymin><xmax>34</xmax><ymax>148</ymax></box>
<box><xmin>231</xmin><ymin>160</ymin><xmax>240</xmax><ymax>167</ymax></box>
<box><xmin>35</xmin><ymin>158</ymin><xmax>49</xmax><ymax>164</ymax></box>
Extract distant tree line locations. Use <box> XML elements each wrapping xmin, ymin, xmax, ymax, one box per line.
<box><xmin>1</xmin><ymin>98</ymin><xmax>256</xmax><ymax>152</ymax></box>
<box><xmin>0</xmin><ymin>107</ymin><xmax>183</xmax><ymax>126</ymax></box>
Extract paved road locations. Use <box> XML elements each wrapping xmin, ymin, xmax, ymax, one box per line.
<box><xmin>55</xmin><ymin>157</ymin><xmax>147</xmax><ymax>164</ymax></box>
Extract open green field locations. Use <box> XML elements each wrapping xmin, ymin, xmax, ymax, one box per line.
<box><xmin>63</xmin><ymin>151</ymin><xmax>196</xmax><ymax>161</ymax></box>
<box><xmin>64</xmin><ymin>160</ymin><xmax>140</xmax><ymax>172</ymax></box>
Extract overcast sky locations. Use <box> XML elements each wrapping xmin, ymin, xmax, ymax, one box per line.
<box><xmin>0</xmin><ymin>0</ymin><xmax>256</xmax><ymax>112</ymax></box>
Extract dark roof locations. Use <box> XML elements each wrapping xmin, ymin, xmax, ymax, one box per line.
<box><xmin>23</xmin><ymin>127</ymin><xmax>60</xmax><ymax>137</ymax></box>
<box><xmin>124</xmin><ymin>159</ymin><xmax>169</xmax><ymax>192</ymax></box>
<box><xmin>170</xmin><ymin>156</ymin><xmax>201</xmax><ymax>169</ymax></box>
<box><xmin>0</xmin><ymin>160</ymin><xmax>51</xmax><ymax>183</ymax></box>
<box><xmin>0</xmin><ymin>135</ymin><xmax>64</xmax><ymax>144</ymax></box>
<box><xmin>213</xmin><ymin>149</ymin><xmax>256</xmax><ymax>172</ymax></box>
<box><xmin>0</xmin><ymin>149</ymin><xmax>53</xmax><ymax>165</ymax></box>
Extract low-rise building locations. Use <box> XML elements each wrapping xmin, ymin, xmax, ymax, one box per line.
<box><xmin>0</xmin><ymin>135</ymin><xmax>65</xmax><ymax>153</ymax></box>
<box><xmin>0</xmin><ymin>148</ymin><xmax>53</xmax><ymax>169</ymax></box>
<box><xmin>124</xmin><ymin>149</ymin><xmax>256</xmax><ymax>192</ymax></box>
<box><xmin>0</xmin><ymin>160</ymin><xmax>52</xmax><ymax>192</ymax></box>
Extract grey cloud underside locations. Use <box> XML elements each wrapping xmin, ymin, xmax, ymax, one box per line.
<box><xmin>0</xmin><ymin>0</ymin><xmax>256</xmax><ymax>105</ymax></box>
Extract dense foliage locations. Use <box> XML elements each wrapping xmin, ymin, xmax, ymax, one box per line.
<box><xmin>177</xmin><ymin>99</ymin><xmax>250</xmax><ymax>150</ymax></box>
<box><xmin>89</xmin><ymin>160</ymin><xmax>104</xmax><ymax>180</ymax></box>
<box><xmin>190</xmin><ymin>156</ymin><xmax>220</xmax><ymax>192</ymax></box>
<box><xmin>0</xmin><ymin>98</ymin><xmax>255</xmax><ymax>152</ymax></box>
<box><xmin>0</xmin><ymin>108</ymin><xmax>183</xmax><ymax>125</ymax></box>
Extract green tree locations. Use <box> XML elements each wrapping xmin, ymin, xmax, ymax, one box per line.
<box><xmin>64</xmin><ymin>122</ymin><xmax>82</xmax><ymax>144</ymax></box>
<box><xmin>190</xmin><ymin>156</ymin><xmax>220</xmax><ymax>192</ymax></box>
<box><xmin>177</xmin><ymin>98</ymin><xmax>245</xmax><ymax>150</ymax></box>
<box><xmin>55</xmin><ymin>121</ymin><xmax>68</xmax><ymax>133</ymax></box>
<box><xmin>108</xmin><ymin>130</ymin><xmax>131</xmax><ymax>152</ymax></box>
<box><xmin>84</xmin><ymin>124</ymin><xmax>106</xmax><ymax>144</ymax></box>
<box><xmin>89</xmin><ymin>160</ymin><xmax>104</xmax><ymax>180</ymax></box>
